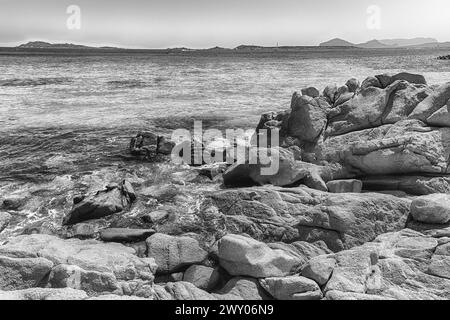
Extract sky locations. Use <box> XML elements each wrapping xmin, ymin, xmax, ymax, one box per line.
<box><xmin>0</xmin><ymin>0</ymin><xmax>449</xmax><ymax>48</ymax></box>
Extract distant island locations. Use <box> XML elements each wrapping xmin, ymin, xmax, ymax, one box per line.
<box><xmin>3</xmin><ymin>39</ymin><xmax>450</xmax><ymax>54</ymax></box>
<box><xmin>319</xmin><ymin>37</ymin><xmax>450</xmax><ymax>49</ymax></box>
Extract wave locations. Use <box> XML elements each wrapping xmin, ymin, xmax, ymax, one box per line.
<box><xmin>0</xmin><ymin>77</ymin><xmax>73</xmax><ymax>87</ymax></box>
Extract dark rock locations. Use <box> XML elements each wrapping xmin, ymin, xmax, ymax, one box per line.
<box><xmin>100</xmin><ymin>228</ymin><xmax>156</xmax><ymax>243</ymax></box>
<box><xmin>360</xmin><ymin>76</ymin><xmax>381</xmax><ymax>90</ymax></box>
<box><xmin>326</xmin><ymin>179</ymin><xmax>362</xmax><ymax>193</ymax></box>
<box><xmin>301</xmin><ymin>87</ymin><xmax>320</xmax><ymax>98</ymax></box>
<box><xmin>345</xmin><ymin>78</ymin><xmax>360</xmax><ymax>92</ymax></box>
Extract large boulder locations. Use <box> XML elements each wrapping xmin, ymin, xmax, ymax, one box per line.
<box><xmin>426</xmin><ymin>100</ymin><xmax>450</xmax><ymax>127</ymax></box>
<box><xmin>0</xmin><ymin>255</ymin><xmax>53</xmax><ymax>290</ymax></box>
<box><xmin>408</xmin><ymin>82</ymin><xmax>450</xmax><ymax>122</ymax></box>
<box><xmin>183</xmin><ymin>265</ymin><xmax>219</xmax><ymax>291</ymax></box>
<box><xmin>146</xmin><ymin>233</ymin><xmax>208</xmax><ymax>274</ymax></box>
<box><xmin>319</xmin><ymin>120</ymin><xmax>450</xmax><ymax>176</ymax></box>
<box><xmin>217</xmin><ymin>234</ymin><xmax>301</xmax><ymax>278</ymax></box>
<box><xmin>376</xmin><ymin>72</ymin><xmax>427</xmax><ymax>88</ymax></box>
<box><xmin>206</xmin><ymin>186</ymin><xmax>410</xmax><ymax>251</ymax></box>
<box><xmin>63</xmin><ymin>180</ymin><xmax>136</xmax><ymax>225</ymax></box>
<box><xmin>326</xmin><ymin>81</ymin><xmax>431</xmax><ymax>136</ymax></box>
<box><xmin>260</xmin><ymin>275</ymin><xmax>322</xmax><ymax>300</ymax></box>
<box><xmin>0</xmin><ymin>234</ymin><xmax>157</xmax><ymax>296</ymax></box>
<box><xmin>287</xmin><ymin>93</ymin><xmax>328</xmax><ymax>143</ymax></box>
<box><xmin>315</xmin><ymin>229</ymin><xmax>450</xmax><ymax>300</ymax></box>
<box><xmin>411</xmin><ymin>194</ymin><xmax>450</xmax><ymax>224</ymax></box>
<box><xmin>222</xmin><ymin>147</ymin><xmax>329</xmax><ymax>190</ymax></box>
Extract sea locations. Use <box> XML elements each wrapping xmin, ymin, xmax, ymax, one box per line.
<box><xmin>0</xmin><ymin>47</ymin><xmax>450</xmax><ymax>235</ymax></box>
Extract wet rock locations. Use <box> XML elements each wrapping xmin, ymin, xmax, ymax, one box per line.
<box><xmin>2</xmin><ymin>194</ymin><xmax>29</xmax><ymax>211</ymax></box>
<box><xmin>214</xmin><ymin>277</ymin><xmax>270</xmax><ymax>300</ymax></box>
<box><xmin>183</xmin><ymin>265</ymin><xmax>220</xmax><ymax>291</ymax></box>
<box><xmin>0</xmin><ymin>212</ymin><xmax>11</xmax><ymax>233</ymax></box>
<box><xmin>217</xmin><ymin>234</ymin><xmax>301</xmax><ymax>278</ymax></box>
<box><xmin>63</xmin><ymin>180</ymin><xmax>136</xmax><ymax>226</ymax></box>
<box><xmin>411</xmin><ymin>194</ymin><xmax>450</xmax><ymax>224</ymax></box>
<box><xmin>326</xmin><ymin>179</ymin><xmax>362</xmax><ymax>193</ymax></box>
<box><xmin>146</xmin><ymin>233</ymin><xmax>208</xmax><ymax>274</ymax></box>
<box><xmin>0</xmin><ymin>255</ymin><xmax>54</xmax><ymax>290</ymax></box>
<box><xmin>100</xmin><ymin>228</ymin><xmax>156</xmax><ymax>243</ymax></box>
<box><xmin>143</xmin><ymin>210</ymin><xmax>169</xmax><ymax>223</ymax></box>
<box><xmin>260</xmin><ymin>275</ymin><xmax>322</xmax><ymax>300</ymax></box>
<box><xmin>0</xmin><ymin>287</ymin><xmax>88</xmax><ymax>300</ymax></box>
<box><xmin>208</xmin><ymin>186</ymin><xmax>410</xmax><ymax>251</ymax></box>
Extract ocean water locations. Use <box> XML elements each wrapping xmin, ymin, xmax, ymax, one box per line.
<box><xmin>1</xmin><ymin>48</ymin><xmax>450</xmax><ymax>234</ymax></box>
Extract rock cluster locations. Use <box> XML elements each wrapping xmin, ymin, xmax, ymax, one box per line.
<box><xmin>2</xmin><ymin>72</ymin><xmax>450</xmax><ymax>300</ymax></box>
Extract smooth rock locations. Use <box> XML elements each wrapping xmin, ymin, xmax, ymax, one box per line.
<box><xmin>345</xmin><ymin>78</ymin><xmax>360</xmax><ymax>92</ymax></box>
<box><xmin>218</xmin><ymin>234</ymin><xmax>301</xmax><ymax>278</ymax></box>
<box><xmin>301</xmin><ymin>87</ymin><xmax>320</xmax><ymax>98</ymax></box>
<box><xmin>301</xmin><ymin>255</ymin><xmax>336</xmax><ymax>286</ymax></box>
<box><xmin>409</xmin><ymin>82</ymin><xmax>450</xmax><ymax>121</ymax></box>
<box><xmin>411</xmin><ymin>194</ymin><xmax>450</xmax><ymax>224</ymax></box>
<box><xmin>360</xmin><ymin>76</ymin><xmax>381</xmax><ymax>90</ymax></box>
<box><xmin>146</xmin><ymin>233</ymin><xmax>208</xmax><ymax>274</ymax></box>
<box><xmin>376</xmin><ymin>72</ymin><xmax>427</xmax><ymax>88</ymax></box>
<box><xmin>0</xmin><ymin>255</ymin><xmax>53</xmax><ymax>290</ymax></box>
<box><xmin>426</xmin><ymin>101</ymin><xmax>450</xmax><ymax>127</ymax></box>
<box><xmin>183</xmin><ymin>265</ymin><xmax>220</xmax><ymax>291</ymax></box>
<box><xmin>153</xmin><ymin>281</ymin><xmax>216</xmax><ymax>300</ymax></box>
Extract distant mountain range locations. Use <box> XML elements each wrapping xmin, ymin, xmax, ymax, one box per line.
<box><xmin>10</xmin><ymin>40</ymin><xmax>450</xmax><ymax>52</ymax></box>
<box><xmin>319</xmin><ymin>37</ymin><xmax>450</xmax><ymax>48</ymax></box>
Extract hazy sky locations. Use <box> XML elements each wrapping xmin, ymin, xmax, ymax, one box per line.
<box><xmin>1</xmin><ymin>0</ymin><xmax>449</xmax><ymax>48</ymax></box>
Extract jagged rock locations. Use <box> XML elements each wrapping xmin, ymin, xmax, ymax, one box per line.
<box><xmin>260</xmin><ymin>275</ymin><xmax>322</xmax><ymax>300</ymax></box>
<box><xmin>100</xmin><ymin>228</ymin><xmax>155</xmax><ymax>243</ymax></box>
<box><xmin>214</xmin><ymin>277</ymin><xmax>269</xmax><ymax>300</ymax></box>
<box><xmin>411</xmin><ymin>194</ymin><xmax>450</xmax><ymax>224</ymax></box>
<box><xmin>326</xmin><ymin>179</ymin><xmax>362</xmax><ymax>193</ymax></box>
<box><xmin>288</xmin><ymin>93</ymin><xmax>328</xmax><ymax>143</ymax></box>
<box><xmin>376</xmin><ymin>72</ymin><xmax>427</xmax><ymax>88</ymax></box>
<box><xmin>301</xmin><ymin>87</ymin><xmax>320</xmax><ymax>98</ymax></box>
<box><xmin>146</xmin><ymin>233</ymin><xmax>208</xmax><ymax>274</ymax></box>
<box><xmin>0</xmin><ymin>288</ymin><xmax>88</xmax><ymax>300</ymax></box>
<box><xmin>63</xmin><ymin>180</ymin><xmax>136</xmax><ymax>225</ymax></box>
<box><xmin>362</xmin><ymin>175</ymin><xmax>450</xmax><ymax>195</ymax></box>
<box><xmin>320</xmin><ymin>229</ymin><xmax>450</xmax><ymax>300</ymax></box>
<box><xmin>218</xmin><ymin>234</ymin><xmax>301</xmax><ymax>278</ymax></box>
<box><xmin>320</xmin><ymin>120</ymin><xmax>450</xmax><ymax>176</ymax></box>
<box><xmin>183</xmin><ymin>265</ymin><xmax>219</xmax><ymax>291</ymax></box>
<box><xmin>129</xmin><ymin>131</ymin><xmax>174</xmax><ymax>156</ymax></box>
<box><xmin>0</xmin><ymin>255</ymin><xmax>53</xmax><ymax>290</ymax></box>
<box><xmin>0</xmin><ymin>234</ymin><xmax>157</xmax><ymax>295</ymax></box>
<box><xmin>301</xmin><ymin>255</ymin><xmax>336</xmax><ymax>286</ymax></box>
<box><xmin>0</xmin><ymin>212</ymin><xmax>11</xmax><ymax>233</ymax></box>
<box><xmin>207</xmin><ymin>186</ymin><xmax>410</xmax><ymax>251</ymax></box>
<box><xmin>153</xmin><ymin>281</ymin><xmax>216</xmax><ymax>300</ymax></box>
<box><xmin>360</xmin><ymin>76</ymin><xmax>381</xmax><ymax>90</ymax></box>
<box><xmin>345</xmin><ymin>78</ymin><xmax>360</xmax><ymax>92</ymax></box>
<box><xmin>426</xmin><ymin>101</ymin><xmax>450</xmax><ymax>126</ymax></box>
<box><xmin>326</xmin><ymin>81</ymin><xmax>430</xmax><ymax>136</ymax></box>
<box><xmin>409</xmin><ymin>82</ymin><xmax>450</xmax><ymax>122</ymax></box>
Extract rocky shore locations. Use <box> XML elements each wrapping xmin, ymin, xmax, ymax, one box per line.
<box><xmin>1</xmin><ymin>72</ymin><xmax>450</xmax><ymax>300</ymax></box>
